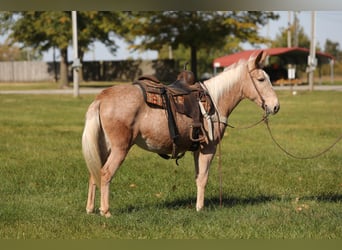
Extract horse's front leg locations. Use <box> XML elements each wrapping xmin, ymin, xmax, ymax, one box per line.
<box><xmin>193</xmin><ymin>146</ymin><xmax>216</xmax><ymax>211</ymax></box>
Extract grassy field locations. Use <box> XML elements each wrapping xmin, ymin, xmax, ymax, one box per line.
<box><xmin>0</xmin><ymin>89</ymin><xmax>341</xmax><ymax>239</ymax></box>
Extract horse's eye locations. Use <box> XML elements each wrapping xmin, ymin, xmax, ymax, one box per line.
<box><xmin>258</xmin><ymin>77</ymin><xmax>266</xmax><ymax>82</ymax></box>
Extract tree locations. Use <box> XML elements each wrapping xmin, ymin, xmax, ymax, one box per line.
<box><xmin>121</xmin><ymin>11</ymin><xmax>279</xmax><ymax>79</ymax></box>
<box><xmin>0</xmin><ymin>42</ymin><xmax>42</xmax><ymax>61</ymax></box>
<box><xmin>270</xmin><ymin>25</ymin><xmax>311</xmax><ymax>49</ymax></box>
<box><xmin>324</xmin><ymin>39</ymin><xmax>342</xmax><ymax>62</ymax></box>
<box><xmin>0</xmin><ymin>11</ymin><xmax>124</xmax><ymax>86</ymax></box>
<box><xmin>158</xmin><ymin>35</ymin><xmax>243</xmax><ymax>78</ymax></box>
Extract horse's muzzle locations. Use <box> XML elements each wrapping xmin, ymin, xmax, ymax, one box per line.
<box><xmin>264</xmin><ymin>103</ymin><xmax>280</xmax><ymax>115</ymax></box>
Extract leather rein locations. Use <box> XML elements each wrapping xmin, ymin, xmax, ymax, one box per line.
<box><xmin>243</xmin><ymin>66</ymin><xmax>341</xmax><ymax>159</ymax></box>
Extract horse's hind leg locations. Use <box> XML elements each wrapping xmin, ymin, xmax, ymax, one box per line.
<box><xmin>86</xmin><ymin>175</ymin><xmax>96</xmax><ymax>214</ymax></box>
<box><xmin>100</xmin><ymin>148</ymin><xmax>129</xmax><ymax>218</ymax></box>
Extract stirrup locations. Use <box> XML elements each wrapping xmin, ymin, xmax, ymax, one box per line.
<box><xmin>189</xmin><ymin>123</ymin><xmax>207</xmax><ymax>143</ymax></box>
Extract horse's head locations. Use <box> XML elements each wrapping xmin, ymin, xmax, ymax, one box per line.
<box><xmin>243</xmin><ymin>50</ymin><xmax>280</xmax><ymax>115</ymax></box>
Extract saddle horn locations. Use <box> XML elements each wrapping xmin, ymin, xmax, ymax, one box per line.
<box><xmin>183</xmin><ymin>62</ymin><xmax>189</xmax><ymax>70</ymax></box>
<box><xmin>177</xmin><ymin>62</ymin><xmax>195</xmax><ymax>85</ymax></box>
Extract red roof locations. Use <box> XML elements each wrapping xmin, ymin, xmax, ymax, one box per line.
<box><xmin>213</xmin><ymin>47</ymin><xmax>334</xmax><ymax>67</ymax></box>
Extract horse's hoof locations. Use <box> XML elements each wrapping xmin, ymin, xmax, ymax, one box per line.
<box><xmin>86</xmin><ymin>208</ymin><xmax>95</xmax><ymax>214</ymax></box>
<box><xmin>100</xmin><ymin>209</ymin><xmax>112</xmax><ymax>218</ymax></box>
<box><xmin>196</xmin><ymin>206</ymin><xmax>203</xmax><ymax>212</ymax></box>
<box><xmin>104</xmin><ymin>212</ymin><xmax>112</xmax><ymax>218</ymax></box>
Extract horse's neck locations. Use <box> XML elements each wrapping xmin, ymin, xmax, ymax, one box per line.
<box><xmin>204</xmin><ymin>64</ymin><xmax>245</xmax><ymax>117</ymax></box>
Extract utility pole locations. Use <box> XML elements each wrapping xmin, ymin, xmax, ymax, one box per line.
<box><xmin>308</xmin><ymin>11</ymin><xmax>316</xmax><ymax>91</ymax></box>
<box><xmin>287</xmin><ymin>11</ymin><xmax>292</xmax><ymax>48</ymax></box>
<box><xmin>293</xmin><ymin>11</ymin><xmax>299</xmax><ymax>47</ymax></box>
<box><xmin>72</xmin><ymin>11</ymin><xmax>81</xmax><ymax>97</ymax></box>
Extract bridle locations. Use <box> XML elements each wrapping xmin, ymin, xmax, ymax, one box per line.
<box><xmin>199</xmin><ymin>65</ymin><xmax>271</xmax><ymax>133</ymax></box>
<box><xmin>247</xmin><ymin>66</ymin><xmax>267</xmax><ymax>114</ymax></box>
<box><xmin>226</xmin><ymin>66</ymin><xmax>270</xmax><ymax>129</ymax></box>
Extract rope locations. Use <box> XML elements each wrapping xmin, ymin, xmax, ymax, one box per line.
<box><xmin>264</xmin><ymin>117</ymin><xmax>342</xmax><ymax>160</ymax></box>
<box><xmin>217</xmin><ymin>124</ymin><xmax>223</xmax><ymax>208</ymax></box>
<box><xmin>227</xmin><ymin>115</ymin><xmax>268</xmax><ymax>130</ymax></box>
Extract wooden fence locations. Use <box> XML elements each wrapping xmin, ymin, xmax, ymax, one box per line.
<box><xmin>0</xmin><ymin>61</ymin><xmax>56</xmax><ymax>82</ymax></box>
<box><xmin>0</xmin><ymin>59</ymin><xmax>179</xmax><ymax>83</ymax></box>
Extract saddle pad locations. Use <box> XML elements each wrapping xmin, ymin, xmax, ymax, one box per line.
<box><xmin>145</xmin><ymin>90</ymin><xmax>187</xmax><ymax>113</ymax></box>
<box><xmin>134</xmin><ymin>77</ymin><xmax>214</xmax><ymax>116</ymax></box>
<box><xmin>146</xmin><ymin>92</ymin><xmax>164</xmax><ymax>107</ymax></box>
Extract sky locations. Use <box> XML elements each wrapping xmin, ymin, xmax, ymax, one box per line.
<box><xmin>2</xmin><ymin>11</ymin><xmax>342</xmax><ymax>61</ymax></box>
<box><xmin>259</xmin><ymin>11</ymin><xmax>342</xmax><ymax>48</ymax></box>
<box><xmin>78</xmin><ymin>11</ymin><xmax>342</xmax><ymax>62</ymax></box>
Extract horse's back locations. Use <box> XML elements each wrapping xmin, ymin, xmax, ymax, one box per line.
<box><xmin>95</xmin><ymin>84</ymin><xmax>145</xmax><ymax>117</ymax></box>
<box><xmin>96</xmin><ymin>84</ymin><xmax>143</xmax><ymax>105</ymax></box>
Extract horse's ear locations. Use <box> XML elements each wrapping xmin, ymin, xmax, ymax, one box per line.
<box><xmin>254</xmin><ymin>50</ymin><xmax>268</xmax><ymax>68</ymax></box>
<box><xmin>250</xmin><ymin>50</ymin><xmax>268</xmax><ymax>69</ymax></box>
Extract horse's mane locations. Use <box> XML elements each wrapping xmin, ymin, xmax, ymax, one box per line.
<box><xmin>204</xmin><ymin>58</ymin><xmax>249</xmax><ymax>103</ymax></box>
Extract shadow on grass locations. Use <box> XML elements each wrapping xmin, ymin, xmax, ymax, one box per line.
<box><xmin>115</xmin><ymin>193</ymin><xmax>342</xmax><ymax>214</ymax></box>
<box><xmin>116</xmin><ymin>195</ymin><xmax>281</xmax><ymax>214</ymax></box>
<box><xmin>303</xmin><ymin>194</ymin><xmax>342</xmax><ymax>203</ymax></box>
<box><xmin>163</xmin><ymin>195</ymin><xmax>281</xmax><ymax>210</ymax></box>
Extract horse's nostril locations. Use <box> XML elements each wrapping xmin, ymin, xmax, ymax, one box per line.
<box><xmin>274</xmin><ymin>105</ymin><xmax>280</xmax><ymax>114</ymax></box>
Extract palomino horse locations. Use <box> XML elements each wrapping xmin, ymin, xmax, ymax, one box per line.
<box><xmin>82</xmin><ymin>50</ymin><xmax>280</xmax><ymax>217</ymax></box>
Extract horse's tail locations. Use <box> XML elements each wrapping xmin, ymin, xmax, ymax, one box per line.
<box><xmin>82</xmin><ymin>100</ymin><xmax>103</xmax><ymax>187</ymax></box>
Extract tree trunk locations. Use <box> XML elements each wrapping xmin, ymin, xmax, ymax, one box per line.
<box><xmin>59</xmin><ymin>47</ymin><xmax>69</xmax><ymax>88</ymax></box>
<box><xmin>190</xmin><ymin>45</ymin><xmax>198</xmax><ymax>81</ymax></box>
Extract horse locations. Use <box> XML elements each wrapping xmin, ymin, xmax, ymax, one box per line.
<box><xmin>82</xmin><ymin>50</ymin><xmax>280</xmax><ymax>217</ymax></box>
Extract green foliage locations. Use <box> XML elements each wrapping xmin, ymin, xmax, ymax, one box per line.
<box><xmin>158</xmin><ymin>40</ymin><xmax>243</xmax><ymax>78</ymax></box>
<box><xmin>123</xmin><ymin>11</ymin><xmax>277</xmax><ymax>50</ymax></box>
<box><xmin>270</xmin><ymin>25</ymin><xmax>311</xmax><ymax>48</ymax></box>
<box><xmin>0</xmin><ymin>90</ymin><xmax>341</xmax><ymax>239</ymax></box>
<box><xmin>0</xmin><ymin>11</ymin><xmax>279</xmax><ymax>81</ymax></box>
<box><xmin>324</xmin><ymin>39</ymin><xmax>342</xmax><ymax>62</ymax></box>
<box><xmin>0</xmin><ymin>42</ymin><xmax>42</xmax><ymax>61</ymax></box>
<box><xmin>0</xmin><ymin>11</ymin><xmax>122</xmax><ymax>53</ymax></box>
<box><xmin>0</xmin><ymin>11</ymin><xmax>124</xmax><ymax>85</ymax></box>
<box><xmin>271</xmin><ymin>27</ymin><xmax>342</xmax><ymax>75</ymax></box>
<box><xmin>121</xmin><ymin>11</ymin><xmax>279</xmax><ymax>78</ymax></box>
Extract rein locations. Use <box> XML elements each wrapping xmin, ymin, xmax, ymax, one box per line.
<box><xmin>227</xmin><ymin>111</ymin><xmax>341</xmax><ymax>159</ymax></box>
<box><xmin>246</xmin><ymin>66</ymin><xmax>341</xmax><ymax>158</ymax></box>
<box><xmin>249</xmin><ymin>66</ymin><xmax>341</xmax><ymax>159</ymax></box>
<box><xmin>229</xmin><ymin>111</ymin><xmax>342</xmax><ymax>159</ymax></box>
<box><xmin>264</xmin><ymin>117</ymin><xmax>342</xmax><ymax>160</ymax></box>
<box><xmin>227</xmin><ymin>115</ymin><xmax>267</xmax><ymax>129</ymax></box>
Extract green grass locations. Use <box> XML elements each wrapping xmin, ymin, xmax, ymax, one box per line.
<box><xmin>0</xmin><ymin>82</ymin><xmax>60</xmax><ymax>91</ymax></box>
<box><xmin>0</xmin><ymin>90</ymin><xmax>341</xmax><ymax>239</ymax></box>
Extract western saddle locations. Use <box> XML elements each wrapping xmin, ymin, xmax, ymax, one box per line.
<box><xmin>134</xmin><ymin>68</ymin><xmax>214</xmax><ymax>160</ymax></box>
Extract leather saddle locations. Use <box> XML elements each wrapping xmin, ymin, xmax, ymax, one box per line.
<box><xmin>134</xmin><ymin>71</ymin><xmax>214</xmax><ymax>159</ymax></box>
